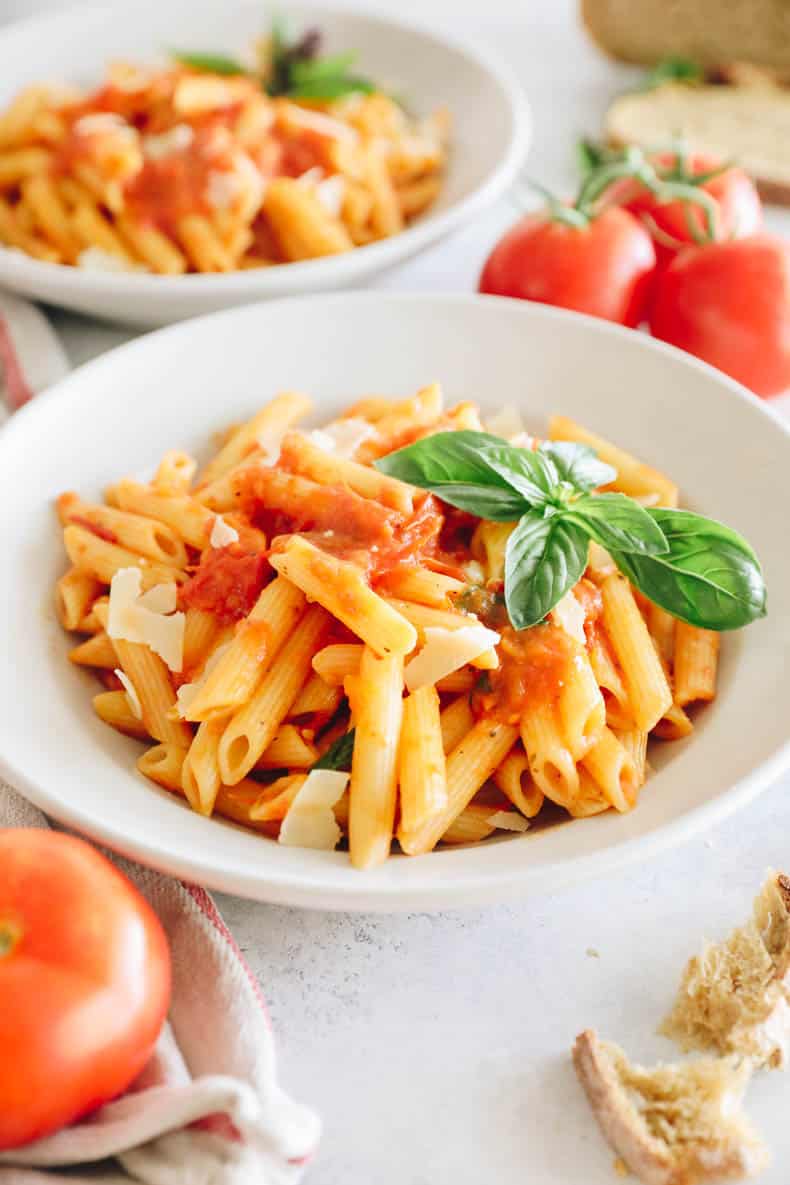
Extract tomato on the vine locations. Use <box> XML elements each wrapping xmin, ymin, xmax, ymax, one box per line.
<box><xmin>479</xmin><ymin>204</ymin><xmax>656</xmax><ymax>327</ymax></box>
<box><xmin>607</xmin><ymin>151</ymin><xmax>762</xmax><ymax>265</ymax></box>
<box><xmin>650</xmin><ymin>234</ymin><xmax>790</xmax><ymax>397</ymax></box>
<box><xmin>0</xmin><ymin>830</ymin><xmax>171</xmax><ymax>1150</ymax></box>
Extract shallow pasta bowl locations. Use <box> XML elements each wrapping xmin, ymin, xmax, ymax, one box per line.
<box><xmin>0</xmin><ymin>2</ymin><xmax>529</xmax><ymax>327</ymax></box>
<box><xmin>1</xmin><ymin>292</ymin><xmax>789</xmax><ymax>910</ymax></box>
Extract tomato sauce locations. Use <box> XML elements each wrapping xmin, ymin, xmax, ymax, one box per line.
<box><xmin>472</xmin><ymin>623</ymin><xmax>576</xmax><ymax>724</ymax></box>
<box><xmin>179</xmin><ymin>544</ymin><xmax>269</xmax><ymax>623</ymax></box>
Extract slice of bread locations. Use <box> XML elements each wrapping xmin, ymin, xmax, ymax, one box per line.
<box><xmin>582</xmin><ymin>0</ymin><xmax>790</xmax><ymax>74</ymax></box>
<box><xmin>573</xmin><ymin>1030</ymin><xmax>767</xmax><ymax>1185</ymax></box>
<box><xmin>604</xmin><ymin>81</ymin><xmax>790</xmax><ymax>204</ymax></box>
<box><xmin>661</xmin><ymin>872</ymin><xmax>790</xmax><ymax>1068</ymax></box>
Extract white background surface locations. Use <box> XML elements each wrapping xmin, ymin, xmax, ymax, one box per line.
<box><xmin>6</xmin><ymin>0</ymin><xmax>790</xmax><ymax>1180</ymax></box>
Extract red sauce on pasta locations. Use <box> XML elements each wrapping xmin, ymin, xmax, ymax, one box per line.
<box><xmin>472</xmin><ymin>624</ymin><xmax>576</xmax><ymax>724</ymax></box>
<box><xmin>68</xmin><ymin>515</ymin><xmax>118</xmax><ymax>545</ymax></box>
<box><xmin>179</xmin><ymin>544</ymin><xmax>269</xmax><ymax>623</ymax></box>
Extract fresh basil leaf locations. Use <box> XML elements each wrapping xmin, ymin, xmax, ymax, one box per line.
<box><xmin>170</xmin><ymin>50</ymin><xmax>248</xmax><ymax>75</ymax></box>
<box><xmin>374</xmin><ymin>431</ymin><xmax>533</xmax><ymax>520</ymax></box>
<box><xmin>538</xmin><ymin>441</ymin><xmax>616</xmax><ymax>492</ymax></box>
<box><xmin>566</xmin><ymin>492</ymin><xmax>668</xmax><ymax>556</ymax></box>
<box><xmin>505</xmin><ymin>512</ymin><xmax>589</xmax><ymax>630</ymax></box>
<box><xmin>286</xmin><ymin>74</ymin><xmax>375</xmax><ymax>99</ymax></box>
<box><xmin>640</xmin><ymin>56</ymin><xmax>704</xmax><ymax>91</ymax></box>
<box><xmin>312</xmin><ymin>728</ymin><xmax>355</xmax><ymax>771</ymax></box>
<box><xmin>610</xmin><ymin>508</ymin><xmax>766</xmax><ymax>630</ymax></box>
<box><xmin>290</xmin><ymin>51</ymin><xmax>358</xmax><ymax>82</ymax></box>
<box><xmin>478</xmin><ymin>442</ymin><xmax>559</xmax><ymax>507</ymax></box>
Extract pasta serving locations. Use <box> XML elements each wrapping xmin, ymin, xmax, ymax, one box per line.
<box><xmin>54</xmin><ymin>384</ymin><xmax>765</xmax><ymax>869</ymax></box>
<box><xmin>0</xmin><ymin>22</ymin><xmax>448</xmax><ymax>274</ymax></box>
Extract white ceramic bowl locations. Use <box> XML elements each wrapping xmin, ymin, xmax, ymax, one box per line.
<box><xmin>0</xmin><ymin>2</ymin><xmax>529</xmax><ymax>327</ymax></box>
<box><xmin>1</xmin><ymin>293</ymin><xmax>788</xmax><ymax>910</ymax></box>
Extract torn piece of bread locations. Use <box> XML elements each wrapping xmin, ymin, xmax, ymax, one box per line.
<box><xmin>573</xmin><ymin>1030</ymin><xmax>767</xmax><ymax>1185</ymax></box>
<box><xmin>661</xmin><ymin>871</ymin><xmax>790</xmax><ymax>1068</ymax></box>
<box><xmin>604</xmin><ymin>82</ymin><xmax>790</xmax><ymax>204</ymax></box>
<box><xmin>581</xmin><ymin>0</ymin><xmax>790</xmax><ymax>75</ymax></box>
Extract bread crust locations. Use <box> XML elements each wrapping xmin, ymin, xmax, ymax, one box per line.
<box><xmin>572</xmin><ymin>1031</ymin><xmax>765</xmax><ymax>1185</ymax></box>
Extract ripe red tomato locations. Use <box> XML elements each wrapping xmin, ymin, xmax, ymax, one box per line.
<box><xmin>479</xmin><ymin>206</ymin><xmax>656</xmax><ymax>326</ymax></box>
<box><xmin>609</xmin><ymin>153</ymin><xmax>762</xmax><ymax>265</ymax></box>
<box><xmin>0</xmin><ymin>830</ymin><xmax>171</xmax><ymax>1149</ymax></box>
<box><xmin>649</xmin><ymin>234</ymin><xmax>790</xmax><ymax>397</ymax></box>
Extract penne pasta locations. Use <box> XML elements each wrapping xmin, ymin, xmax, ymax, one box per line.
<box><xmin>348</xmin><ymin>648</ymin><xmax>405</xmax><ymax>868</ymax></box>
<box><xmin>55</xmin><ymin>566</ymin><xmax>102</xmax><ymax>631</ymax></box>
<box><xmin>549</xmin><ymin>416</ymin><xmax>679</xmax><ymax>507</ymax></box>
<box><xmin>598</xmin><ymin>573</ymin><xmax>673</xmax><ymax>732</ymax></box>
<box><xmin>397</xmin><ymin>685</ymin><xmax>448</xmax><ymax>854</ymax></box>
<box><xmin>674</xmin><ymin>623</ymin><xmax>719</xmax><ymax>707</ymax></box>
<box><xmin>92</xmin><ymin>689</ymin><xmax>149</xmax><ymax>739</ymax></box>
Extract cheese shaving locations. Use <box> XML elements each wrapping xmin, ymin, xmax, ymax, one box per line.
<box><xmin>404</xmin><ymin>624</ymin><xmax>501</xmax><ymax>693</ymax></box>
<box><xmin>278</xmin><ymin>769</ymin><xmax>349</xmax><ymax>850</ymax></box>
<box><xmin>107</xmin><ymin>567</ymin><xmax>186</xmax><ymax>673</ymax></box>
<box><xmin>487</xmin><ymin>811</ymin><xmax>529</xmax><ymax>833</ymax></box>
<box><xmin>74</xmin><ymin>112</ymin><xmax>130</xmax><ymax>135</ymax></box>
<box><xmin>486</xmin><ymin>405</ymin><xmax>525</xmax><ymax>440</ymax></box>
<box><xmin>114</xmin><ymin>669</ymin><xmax>143</xmax><ymax>720</ymax></box>
<box><xmin>77</xmin><ymin>247</ymin><xmax>142</xmax><ymax>274</ymax></box>
<box><xmin>137</xmin><ymin>584</ymin><xmax>178</xmax><ymax>614</ymax></box>
<box><xmin>175</xmin><ymin>641</ymin><xmax>232</xmax><ymax>718</ymax></box>
<box><xmin>307</xmin><ymin>417</ymin><xmax>376</xmax><ymax>459</ymax></box>
<box><xmin>550</xmin><ymin>589</ymin><xmax>586</xmax><ymax>646</ymax></box>
<box><xmin>210</xmin><ymin>514</ymin><xmax>240</xmax><ymax>548</ymax></box>
<box><xmin>315</xmin><ymin>175</ymin><xmax>345</xmax><ymax>217</ymax></box>
<box><xmin>143</xmin><ymin>123</ymin><xmax>194</xmax><ymax>159</ymax></box>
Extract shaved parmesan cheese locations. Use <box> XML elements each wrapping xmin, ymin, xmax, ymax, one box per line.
<box><xmin>137</xmin><ymin>583</ymin><xmax>178</xmax><ymax>614</ymax></box>
<box><xmin>74</xmin><ymin>112</ymin><xmax>130</xmax><ymax>135</ymax></box>
<box><xmin>307</xmin><ymin>417</ymin><xmax>376</xmax><ymax>459</ymax></box>
<box><xmin>550</xmin><ymin>589</ymin><xmax>586</xmax><ymax>646</ymax></box>
<box><xmin>143</xmin><ymin>123</ymin><xmax>194</xmax><ymax>159</ymax></box>
<box><xmin>77</xmin><ymin>247</ymin><xmax>142</xmax><ymax>274</ymax></box>
<box><xmin>404</xmin><ymin>624</ymin><xmax>501</xmax><ymax>693</ymax></box>
<box><xmin>278</xmin><ymin>769</ymin><xmax>349</xmax><ymax>850</ymax></box>
<box><xmin>205</xmin><ymin>168</ymin><xmax>241</xmax><ymax>210</ymax></box>
<box><xmin>283</xmin><ymin>107</ymin><xmax>357</xmax><ymax>142</ymax></box>
<box><xmin>210</xmin><ymin>514</ymin><xmax>239</xmax><ymax>548</ymax></box>
<box><xmin>296</xmin><ymin>166</ymin><xmax>325</xmax><ymax>186</ymax></box>
<box><xmin>114</xmin><ymin>669</ymin><xmax>142</xmax><ymax>720</ymax></box>
<box><xmin>315</xmin><ymin>175</ymin><xmax>345</xmax><ymax>217</ymax></box>
<box><xmin>462</xmin><ymin>560</ymin><xmax>486</xmax><ymax>585</ymax></box>
<box><xmin>107</xmin><ymin>567</ymin><xmax>186</xmax><ymax>673</ymax></box>
<box><xmin>487</xmin><ymin>811</ymin><xmax>529</xmax><ymax>833</ymax></box>
<box><xmin>256</xmin><ymin>429</ymin><xmax>287</xmax><ymax>465</ymax></box>
<box><xmin>486</xmin><ymin>405</ymin><xmax>525</xmax><ymax>440</ymax></box>
<box><xmin>176</xmin><ymin>641</ymin><xmax>232</xmax><ymax>718</ymax></box>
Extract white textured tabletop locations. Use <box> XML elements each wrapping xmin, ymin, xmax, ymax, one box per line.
<box><xmin>13</xmin><ymin>0</ymin><xmax>790</xmax><ymax>1180</ymax></box>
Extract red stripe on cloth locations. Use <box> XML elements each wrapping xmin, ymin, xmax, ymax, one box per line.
<box><xmin>0</xmin><ymin>315</ymin><xmax>34</xmax><ymax>410</ymax></box>
<box><xmin>180</xmin><ymin>882</ymin><xmax>273</xmax><ymax>1030</ymax></box>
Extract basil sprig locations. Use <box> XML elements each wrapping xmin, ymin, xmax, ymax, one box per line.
<box><xmin>172</xmin><ymin>17</ymin><xmax>375</xmax><ymax>101</ymax></box>
<box><xmin>311</xmin><ymin>728</ymin><xmax>355</xmax><ymax>772</ymax></box>
<box><xmin>374</xmin><ymin>432</ymin><xmax>766</xmax><ymax>632</ymax></box>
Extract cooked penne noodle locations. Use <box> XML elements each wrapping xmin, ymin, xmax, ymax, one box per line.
<box><xmin>400</xmin><ymin>719</ymin><xmax>518</xmax><ymax>855</ymax></box>
<box><xmin>264</xmin><ymin>177</ymin><xmax>354</xmax><ymax>261</ymax></box>
<box><xmin>184</xmin><ymin>576</ymin><xmax>306</xmax><ymax>721</ymax></box>
<box><xmin>558</xmin><ymin>649</ymin><xmax>606</xmax><ymax>760</ymax></box>
<box><xmin>249</xmin><ymin>774</ymin><xmax>306</xmax><ymax>822</ymax></box>
<box><xmin>218</xmin><ymin>604</ymin><xmax>328</xmax><ymax>784</ymax></box>
<box><xmin>647</xmin><ymin>602</ymin><xmax>676</xmax><ymax>669</ymax></box>
<box><xmin>613</xmin><ymin>727</ymin><xmax>649</xmax><ymax>788</ymax></box>
<box><xmin>548</xmin><ymin>416</ymin><xmax>678</xmax><ymax>507</ymax></box>
<box><xmin>435</xmin><ymin>667</ymin><xmax>477</xmax><ymax>694</ymax></box>
<box><xmin>441</xmin><ymin>804</ymin><xmax>496</xmax><ymax>845</ymax></box>
<box><xmin>63</xmin><ymin>524</ymin><xmax>183</xmax><ymax>590</ymax></box>
<box><xmin>198</xmin><ymin>392</ymin><xmax>313</xmax><ymax>486</ymax></box>
<box><xmin>521</xmin><ymin>701</ymin><xmax>579</xmax><ymax>809</ymax></box>
<box><xmin>312</xmin><ymin>643</ymin><xmax>363</xmax><ymax>687</ymax></box>
<box><xmin>257</xmin><ymin>723</ymin><xmax>318</xmax><ymax>769</ymax></box>
<box><xmin>181</xmin><ymin>718</ymin><xmax>225</xmax><ymax>816</ymax></box>
<box><xmin>674</xmin><ymin>623</ymin><xmax>719</xmax><ymax>706</ymax></box>
<box><xmin>69</xmin><ymin>631</ymin><xmax>117</xmax><ymax>669</ymax></box>
<box><xmin>112</xmin><ymin>637</ymin><xmax>191</xmax><ymax>749</ymax></box>
<box><xmin>55</xmin><ymin>567</ymin><xmax>102</xmax><ymax>631</ymax></box>
<box><xmin>111</xmin><ymin>481</ymin><xmax>216</xmax><ymax>550</ymax></box>
<box><xmin>653</xmin><ymin>702</ymin><xmax>694</xmax><ymax>740</ymax></box>
<box><xmin>598</xmin><ymin>573</ymin><xmax>673</xmax><ymax>732</ymax></box>
<box><xmin>348</xmin><ymin>648</ymin><xmax>404</xmax><ymax>868</ymax></box>
<box><xmin>57</xmin><ymin>493</ymin><xmax>188</xmax><ymax>567</ymax></box>
<box><xmin>581</xmin><ymin>727</ymin><xmax>639</xmax><ymax>813</ymax></box>
<box><xmin>398</xmin><ymin>685</ymin><xmax>448</xmax><ymax>854</ymax></box>
<box><xmin>77</xmin><ymin>595</ymin><xmax>109</xmax><ymax>635</ymax></box>
<box><xmin>378</xmin><ymin>566</ymin><xmax>465</xmax><ymax>608</ymax></box>
<box><xmin>493</xmin><ymin>747</ymin><xmax>545</xmax><ymax>818</ymax></box>
<box><xmin>279</xmin><ymin>431</ymin><xmax>416</xmax><ymax>513</ymax></box>
<box><xmin>439</xmin><ymin>693</ymin><xmax>474</xmax><ymax>755</ymax></box>
<box><xmin>154</xmin><ymin>450</ymin><xmax>197</xmax><ymax>496</ymax></box>
<box><xmin>181</xmin><ymin>607</ymin><xmax>222</xmax><ymax>676</ymax></box>
<box><xmin>92</xmin><ymin>689</ymin><xmax>149</xmax><ymax>740</ymax></box>
<box><xmin>270</xmin><ymin>536</ymin><xmax>417</xmax><ymax>658</ymax></box>
<box><xmin>288</xmin><ymin>672</ymin><xmax>343</xmax><ymax>719</ymax></box>
<box><xmin>140</xmin><ymin>744</ymin><xmax>277</xmax><ymax>835</ymax></box>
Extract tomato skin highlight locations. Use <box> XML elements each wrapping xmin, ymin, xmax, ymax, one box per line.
<box><xmin>479</xmin><ymin>206</ymin><xmax>656</xmax><ymax>327</ymax></box>
<box><xmin>649</xmin><ymin>234</ymin><xmax>790</xmax><ymax>398</ymax></box>
<box><xmin>0</xmin><ymin>830</ymin><xmax>171</xmax><ymax>1150</ymax></box>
